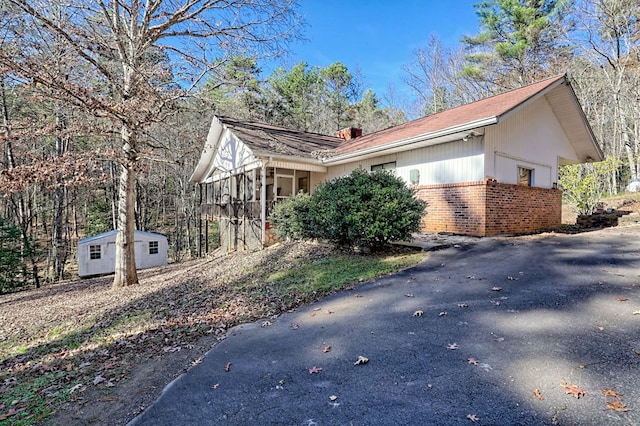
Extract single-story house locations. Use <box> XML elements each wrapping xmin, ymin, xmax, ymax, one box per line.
<box><xmin>77</xmin><ymin>230</ymin><xmax>168</xmax><ymax>277</ymax></box>
<box><xmin>190</xmin><ymin>74</ymin><xmax>603</xmax><ymax>252</ymax></box>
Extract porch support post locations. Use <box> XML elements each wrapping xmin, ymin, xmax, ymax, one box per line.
<box><xmin>261</xmin><ymin>161</ymin><xmax>267</xmax><ymax>248</ymax></box>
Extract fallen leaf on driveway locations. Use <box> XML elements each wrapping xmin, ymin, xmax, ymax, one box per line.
<box><xmin>322</xmin><ymin>345</ymin><xmax>331</xmax><ymax>353</ymax></box>
<box><xmin>329</xmin><ymin>395</ymin><xmax>338</xmax><ymax>401</ymax></box>
<box><xmin>507</xmin><ymin>276</ymin><xmax>518</xmax><ymax>280</ymax></box>
<box><xmin>413</xmin><ymin>310</ymin><xmax>424</xmax><ymax>317</ymax></box>
<box><xmin>224</xmin><ymin>362</ymin><xmax>232</xmax><ymax>372</ymax></box>
<box><xmin>261</xmin><ymin>321</ymin><xmax>272</xmax><ymax>327</ymax></box>
<box><xmin>492</xmin><ymin>287</ymin><xmax>502</xmax><ymax>291</ymax></box>
<box><xmin>466</xmin><ymin>413</ymin><xmax>480</xmax><ymax>422</ymax></box>
<box><xmin>603</xmin><ymin>389</ymin><xmax>628</xmax><ymax>412</ymax></box>
<box><xmin>561</xmin><ymin>382</ymin><xmax>587</xmax><ymax>398</ymax></box>
<box><xmin>290</xmin><ymin>323</ymin><xmax>299</xmax><ymax>330</ymax></box>
<box><xmin>447</xmin><ymin>343</ymin><xmax>459</xmax><ymax>350</ymax></box>
<box><xmin>607</xmin><ymin>400</ymin><xmax>629</xmax><ymax>412</ymax></box>
<box><xmin>405</xmin><ymin>293</ymin><xmax>414</xmax><ymax>297</ymax></box>
<box><xmin>438</xmin><ymin>311</ymin><xmax>447</xmax><ymax>316</ymax></box>
<box><xmin>633</xmin><ymin>310</ymin><xmax>640</xmax><ymax>315</ymax></box>
<box><xmin>467</xmin><ymin>357</ymin><xmax>479</xmax><ymax>366</ymax></box>
<box><xmin>308</xmin><ymin>366</ymin><xmax>323</xmax><ymax>374</ymax></box>
<box><xmin>457</xmin><ymin>303</ymin><xmax>469</xmax><ymax>308</ymax></box>
<box><xmin>211</xmin><ymin>383</ymin><xmax>219</xmax><ymax>389</ymax></box>
<box><xmin>533</xmin><ymin>389</ymin><xmax>544</xmax><ymax>400</ymax></box>
<box><xmin>354</xmin><ymin>355</ymin><xmax>369</xmax><ymax>365</ymax></box>
<box><xmin>616</xmin><ymin>297</ymin><xmax>629</xmax><ymax>301</ymax></box>
<box><xmin>597</xmin><ymin>326</ymin><xmax>605</xmax><ymax>331</ymax></box>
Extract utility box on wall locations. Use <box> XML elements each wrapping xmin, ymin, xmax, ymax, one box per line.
<box><xmin>77</xmin><ymin>230</ymin><xmax>168</xmax><ymax>278</ymax></box>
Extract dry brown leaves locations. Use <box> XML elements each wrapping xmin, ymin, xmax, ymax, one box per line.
<box><xmin>308</xmin><ymin>366</ymin><xmax>323</xmax><ymax>374</ymax></box>
<box><xmin>603</xmin><ymin>389</ymin><xmax>629</xmax><ymax>412</ymax></box>
<box><xmin>0</xmin><ymin>241</ymin><xmax>337</xmax><ymax>424</ymax></box>
<box><xmin>561</xmin><ymin>382</ymin><xmax>587</xmax><ymax>399</ymax></box>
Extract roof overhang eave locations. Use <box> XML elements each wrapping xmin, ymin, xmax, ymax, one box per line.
<box><xmin>254</xmin><ymin>152</ymin><xmax>329</xmax><ymax>173</ymax></box>
<box><xmin>323</xmin><ymin>117</ymin><xmax>497</xmax><ymax>165</ymax></box>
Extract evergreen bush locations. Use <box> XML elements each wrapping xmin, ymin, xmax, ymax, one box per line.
<box><xmin>270</xmin><ymin>169</ymin><xmax>427</xmax><ymax>250</ymax></box>
<box><xmin>309</xmin><ymin>168</ymin><xmax>426</xmax><ymax>250</ymax></box>
<box><xmin>269</xmin><ymin>192</ymin><xmax>313</xmax><ymax>240</ymax></box>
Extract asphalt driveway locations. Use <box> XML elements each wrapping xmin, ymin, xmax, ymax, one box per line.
<box><xmin>129</xmin><ymin>226</ymin><xmax>640</xmax><ymax>425</ymax></box>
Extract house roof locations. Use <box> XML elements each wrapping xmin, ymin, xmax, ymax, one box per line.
<box><xmin>191</xmin><ymin>75</ymin><xmax>602</xmax><ymax>183</ymax></box>
<box><xmin>330</xmin><ymin>74</ymin><xmax>602</xmax><ymax>163</ymax></box>
<box><xmin>218</xmin><ymin>117</ymin><xmax>343</xmax><ymax>159</ymax></box>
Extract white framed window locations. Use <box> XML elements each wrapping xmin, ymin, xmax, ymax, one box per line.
<box><xmin>149</xmin><ymin>241</ymin><xmax>159</xmax><ymax>255</ymax></box>
<box><xmin>89</xmin><ymin>245</ymin><xmax>101</xmax><ymax>260</ymax></box>
<box><xmin>518</xmin><ymin>166</ymin><xmax>533</xmax><ymax>186</ymax></box>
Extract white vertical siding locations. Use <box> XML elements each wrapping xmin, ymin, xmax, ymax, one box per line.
<box><xmin>397</xmin><ymin>139</ymin><xmax>484</xmax><ymax>185</ymax></box>
<box><xmin>485</xmin><ymin>96</ymin><xmax>578</xmax><ymax>188</ymax></box>
<box><xmin>78</xmin><ymin>231</ymin><xmax>168</xmax><ymax>277</ymax></box>
<box><xmin>325</xmin><ymin>139</ymin><xmax>484</xmax><ymax>186</ymax></box>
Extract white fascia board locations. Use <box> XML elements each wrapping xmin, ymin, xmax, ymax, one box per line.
<box><xmin>323</xmin><ymin>117</ymin><xmax>497</xmax><ymax>165</ymax></box>
<box><xmin>203</xmin><ymin>159</ymin><xmax>263</xmax><ymax>183</ymax></box>
<box><xmin>189</xmin><ymin>116</ymin><xmax>225</xmax><ymax>183</ymax></box>
<box><xmin>252</xmin><ymin>152</ymin><xmax>328</xmax><ymax>172</ymax></box>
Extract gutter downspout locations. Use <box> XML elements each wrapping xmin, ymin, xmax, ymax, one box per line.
<box><xmin>261</xmin><ymin>157</ymin><xmax>272</xmax><ymax>248</ymax></box>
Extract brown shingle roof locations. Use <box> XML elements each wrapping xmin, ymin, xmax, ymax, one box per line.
<box><xmin>334</xmin><ymin>74</ymin><xmax>566</xmax><ymax>156</ymax></box>
<box><xmin>219</xmin><ymin>117</ymin><xmax>342</xmax><ymax>159</ymax></box>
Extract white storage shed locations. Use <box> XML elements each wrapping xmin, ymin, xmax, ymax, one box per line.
<box><xmin>77</xmin><ymin>230</ymin><xmax>168</xmax><ymax>278</ymax></box>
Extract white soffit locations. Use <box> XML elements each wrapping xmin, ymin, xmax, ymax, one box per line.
<box><xmin>545</xmin><ymin>84</ymin><xmax>603</xmax><ymax>162</ymax></box>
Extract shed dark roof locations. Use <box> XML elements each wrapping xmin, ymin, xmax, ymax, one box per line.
<box><xmin>218</xmin><ymin>117</ymin><xmax>342</xmax><ymax>159</ymax></box>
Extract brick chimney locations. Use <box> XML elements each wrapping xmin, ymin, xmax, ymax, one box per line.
<box><xmin>336</xmin><ymin>127</ymin><xmax>362</xmax><ymax>140</ymax></box>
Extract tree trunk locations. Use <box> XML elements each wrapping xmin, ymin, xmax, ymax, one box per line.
<box><xmin>112</xmin><ymin>125</ymin><xmax>138</xmax><ymax>288</ymax></box>
<box><xmin>52</xmin><ymin>103</ymin><xmax>68</xmax><ymax>280</ymax></box>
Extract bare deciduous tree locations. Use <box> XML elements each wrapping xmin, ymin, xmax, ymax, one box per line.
<box><xmin>572</xmin><ymin>0</ymin><xmax>640</xmax><ymax>184</ymax></box>
<box><xmin>0</xmin><ymin>0</ymin><xmax>301</xmax><ymax>288</ymax></box>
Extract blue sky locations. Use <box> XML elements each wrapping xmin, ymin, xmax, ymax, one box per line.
<box><xmin>277</xmin><ymin>0</ymin><xmax>480</xmax><ymax>105</ymax></box>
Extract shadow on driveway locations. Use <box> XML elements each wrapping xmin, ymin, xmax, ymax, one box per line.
<box><xmin>129</xmin><ymin>226</ymin><xmax>640</xmax><ymax>425</ymax></box>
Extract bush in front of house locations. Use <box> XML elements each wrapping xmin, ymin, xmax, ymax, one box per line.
<box><xmin>270</xmin><ymin>192</ymin><xmax>314</xmax><ymax>240</ymax></box>
<box><xmin>271</xmin><ymin>168</ymin><xmax>426</xmax><ymax>251</ymax></box>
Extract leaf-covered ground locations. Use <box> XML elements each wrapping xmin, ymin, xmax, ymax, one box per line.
<box><xmin>0</xmin><ymin>241</ymin><xmax>425</xmax><ymax>425</ymax></box>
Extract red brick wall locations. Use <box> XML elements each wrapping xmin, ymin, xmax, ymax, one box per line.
<box><xmin>415</xmin><ymin>180</ymin><xmax>562</xmax><ymax>236</ymax></box>
<box><xmin>416</xmin><ymin>182</ymin><xmax>487</xmax><ymax>235</ymax></box>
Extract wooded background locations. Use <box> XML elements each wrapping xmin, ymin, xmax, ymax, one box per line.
<box><xmin>0</xmin><ymin>0</ymin><xmax>637</xmax><ymax>290</ymax></box>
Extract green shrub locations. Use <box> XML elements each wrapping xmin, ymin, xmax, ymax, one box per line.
<box><xmin>559</xmin><ymin>156</ymin><xmax>620</xmax><ymax>215</ymax></box>
<box><xmin>309</xmin><ymin>168</ymin><xmax>426</xmax><ymax>251</ymax></box>
<box><xmin>269</xmin><ymin>192</ymin><xmax>313</xmax><ymax>240</ymax></box>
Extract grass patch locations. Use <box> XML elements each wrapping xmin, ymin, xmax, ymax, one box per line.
<box><xmin>0</xmin><ymin>371</ymin><xmax>75</xmax><ymax>424</ymax></box>
<box><xmin>266</xmin><ymin>251</ymin><xmax>424</xmax><ymax>296</ymax></box>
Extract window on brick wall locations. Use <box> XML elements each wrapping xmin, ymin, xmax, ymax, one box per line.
<box><xmin>371</xmin><ymin>161</ymin><xmax>396</xmax><ymax>172</ymax></box>
<box><xmin>518</xmin><ymin>167</ymin><xmax>533</xmax><ymax>186</ymax></box>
